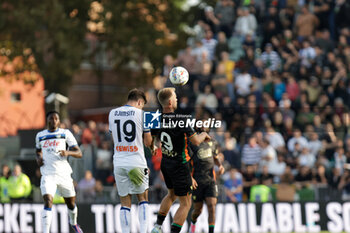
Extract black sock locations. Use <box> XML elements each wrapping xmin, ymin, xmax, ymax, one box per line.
<box><xmin>171</xmin><ymin>223</ymin><xmax>182</xmax><ymax>233</ymax></box>
<box><xmin>209</xmin><ymin>225</ymin><xmax>214</xmax><ymax>233</ymax></box>
<box><xmin>156</xmin><ymin>213</ymin><xmax>166</xmax><ymax>226</ymax></box>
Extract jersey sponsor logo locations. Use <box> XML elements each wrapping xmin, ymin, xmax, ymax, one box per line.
<box><xmin>143</xmin><ymin>110</ymin><xmax>161</xmax><ymax>129</ymax></box>
<box><xmin>115</xmin><ymin>145</ymin><xmax>138</xmax><ymax>152</ymax></box>
<box><xmin>42</xmin><ymin>140</ymin><xmax>60</xmax><ymax>148</ymax></box>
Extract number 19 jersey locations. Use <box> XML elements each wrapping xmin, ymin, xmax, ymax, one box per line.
<box><xmin>108</xmin><ymin>105</ymin><xmax>149</xmax><ymax>168</ymax></box>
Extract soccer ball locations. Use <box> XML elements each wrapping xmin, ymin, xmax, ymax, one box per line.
<box><xmin>169</xmin><ymin>66</ymin><xmax>189</xmax><ymax>86</ymax></box>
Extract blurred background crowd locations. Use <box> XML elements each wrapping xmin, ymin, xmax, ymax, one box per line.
<box><xmin>1</xmin><ymin>0</ymin><xmax>350</xmax><ymax>204</ymax></box>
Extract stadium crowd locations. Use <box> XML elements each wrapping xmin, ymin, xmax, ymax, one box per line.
<box><xmin>148</xmin><ymin>0</ymin><xmax>350</xmax><ymax>202</ymax></box>
<box><xmin>1</xmin><ymin>0</ymin><xmax>350</xmax><ymax>203</ymax></box>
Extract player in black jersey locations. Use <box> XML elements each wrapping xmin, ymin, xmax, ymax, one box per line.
<box><xmin>189</xmin><ymin>127</ymin><xmax>225</xmax><ymax>233</ymax></box>
<box><xmin>151</xmin><ymin>88</ymin><xmax>211</xmax><ymax>233</ymax></box>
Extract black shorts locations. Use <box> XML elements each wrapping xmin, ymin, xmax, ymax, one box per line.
<box><xmin>160</xmin><ymin>158</ymin><xmax>192</xmax><ymax>196</ymax></box>
<box><xmin>192</xmin><ymin>180</ymin><xmax>218</xmax><ymax>202</ymax></box>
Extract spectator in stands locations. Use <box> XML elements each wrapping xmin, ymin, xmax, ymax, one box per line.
<box><xmin>241</xmin><ymin>136</ymin><xmax>261</xmax><ymax>167</ymax></box>
<box><xmin>234</xmin><ymin>7</ymin><xmax>257</xmax><ymax>38</ymax></box>
<box><xmin>334</xmin><ymin>147</ymin><xmax>347</xmax><ymax>175</ymax></box>
<box><xmin>287</xmin><ymin>129</ymin><xmax>308</xmax><ymax>152</ymax></box>
<box><xmin>8</xmin><ymin>164</ymin><xmax>32</xmax><ymax>201</ymax></box>
<box><xmin>338</xmin><ymin>169</ymin><xmax>350</xmax><ymax>200</ymax></box>
<box><xmin>322</xmin><ymin>123</ymin><xmax>338</xmax><ymax>160</ymax></box>
<box><xmin>214</xmin><ymin>0</ymin><xmax>235</xmax><ymax>37</ymax></box>
<box><xmin>299</xmin><ymin>40</ymin><xmax>316</xmax><ymax>68</ymax></box>
<box><xmin>215</xmin><ymin>32</ymin><xmax>230</xmax><ymax>61</ymax></box>
<box><xmin>211</xmin><ymin>63</ymin><xmax>228</xmax><ymax>100</ymax></box>
<box><xmin>219</xmin><ymin>51</ymin><xmax>235</xmax><ymax>100</ymax></box>
<box><xmin>242</xmin><ymin>165</ymin><xmax>258</xmax><ymax>200</ymax></box>
<box><xmin>81</xmin><ymin>120</ymin><xmax>100</xmax><ymax>146</ymax></box>
<box><xmin>298</xmin><ymin>147</ymin><xmax>316</xmax><ymax>168</ymax></box>
<box><xmin>258</xmin><ymin>165</ymin><xmax>273</xmax><ymax>186</ymax></box>
<box><xmin>235</xmin><ymin>65</ymin><xmax>252</xmax><ymax>97</ymax></box>
<box><xmin>96</xmin><ymin>141</ymin><xmax>112</xmax><ymax>183</ymax></box>
<box><xmin>194</xmin><ymin>61</ymin><xmax>212</xmax><ymax>93</ymax></box>
<box><xmin>77</xmin><ymin>170</ymin><xmax>96</xmax><ymax>202</ymax></box>
<box><xmin>260</xmin><ymin>43</ymin><xmax>281</xmax><ymax>71</ymax></box>
<box><xmin>285</xmin><ymin>76</ymin><xmax>300</xmax><ymax>102</ymax></box>
<box><xmin>222</xmin><ymin>133</ymin><xmax>240</xmax><ymax>169</ymax></box>
<box><xmin>308</xmin><ymin>132</ymin><xmax>322</xmax><ymax>157</ymax></box>
<box><xmin>273</xmin><ymin>76</ymin><xmax>286</xmax><ymax>102</ymax></box>
<box><xmin>0</xmin><ymin>164</ymin><xmax>10</xmax><ymax>203</ymax></box>
<box><xmin>259</xmin><ymin>138</ymin><xmax>277</xmax><ymax>172</ymax></box>
<box><xmin>224</xmin><ymin>168</ymin><xmax>243</xmax><ymax>202</ymax></box>
<box><xmin>265</xmin><ymin>126</ymin><xmax>285</xmax><ymax>153</ymax></box>
<box><xmin>71</xmin><ymin>124</ymin><xmax>82</xmax><ymax>145</ymax></box>
<box><xmin>295</xmin><ymin>5</ymin><xmax>319</xmax><ymax>39</ymax></box>
<box><xmin>201</xmin><ymin>29</ymin><xmax>218</xmax><ymax>61</ymax></box>
<box><xmin>269</xmin><ymin>154</ymin><xmax>287</xmax><ymax>182</ymax></box>
<box><xmin>312</xmin><ymin>164</ymin><xmax>328</xmax><ymax>186</ymax></box>
<box><xmin>196</xmin><ymin>85</ymin><xmax>218</xmax><ymax>115</ymax></box>
<box><xmin>201</xmin><ymin>6</ymin><xmax>220</xmax><ymax>34</ymax></box>
<box><xmin>176</xmin><ymin>46</ymin><xmax>197</xmax><ymax>74</ymax></box>
<box><xmin>295</xmin><ymin>166</ymin><xmax>313</xmax><ymax>189</ymax></box>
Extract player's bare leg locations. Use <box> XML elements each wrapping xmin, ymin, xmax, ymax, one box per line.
<box><xmin>42</xmin><ymin>194</ymin><xmax>53</xmax><ymax>233</ymax></box>
<box><xmin>171</xmin><ymin>193</ymin><xmax>192</xmax><ymax>233</ymax></box>
<box><xmin>120</xmin><ymin>195</ymin><xmax>132</xmax><ymax>233</ymax></box>
<box><xmin>136</xmin><ymin>191</ymin><xmax>149</xmax><ymax>233</ymax></box>
<box><xmin>205</xmin><ymin>197</ymin><xmax>217</xmax><ymax>233</ymax></box>
<box><xmin>151</xmin><ymin>189</ymin><xmax>177</xmax><ymax>233</ymax></box>
<box><xmin>189</xmin><ymin>202</ymin><xmax>204</xmax><ymax>233</ymax></box>
<box><xmin>64</xmin><ymin>196</ymin><xmax>83</xmax><ymax>233</ymax></box>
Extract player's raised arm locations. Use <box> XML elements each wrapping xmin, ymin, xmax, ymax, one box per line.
<box><xmin>189</xmin><ymin>132</ymin><xmax>211</xmax><ymax>146</ymax></box>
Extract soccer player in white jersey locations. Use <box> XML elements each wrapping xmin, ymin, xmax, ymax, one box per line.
<box><xmin>109</xmin><ymin>89</ymin><xmax>152</xmax><ymax>233</ymax></box>
<box><xmin>36</xmin><ymin>111</ymin><xmax>83</xmax><ymax>233</ymax></box>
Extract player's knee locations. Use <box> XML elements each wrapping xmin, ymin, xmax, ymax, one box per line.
<box><xmin>179</xmin><ymin>196</ymin><xmax>191</xmax><ymax>208</ymax></box>
<box><xmin>167</xmin><ymin>192</ymin><xmax>177</xmax><ymax>202</ymax></box>
<box><xmin>207</xmin><ymin>203</ymin><xmax>216</xmax><ymax>214</ymax></box>
<box><xmin>193</xmin><ymin>207</ymin><xmax>202</xmax><ymax>216</ymax></box>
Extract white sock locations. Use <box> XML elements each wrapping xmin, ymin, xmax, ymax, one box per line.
<box><xmin>138</xmin><ymin>201</ymin><xmax>149</xmax><ymax>233</ymax></box>
<box><xmin>42</xmin><ymin>208</ymin><xmax>52</xmax><ymax>233</ymax></box>
<box><xmin>68</xmin><ymin>205</ymin><xmax>78</xmax><ymax>226</ymax></box>
<box><xmin>120</xmin><ymin>206</ymin><xmax>131</xmax><ymax>233</ymax></box>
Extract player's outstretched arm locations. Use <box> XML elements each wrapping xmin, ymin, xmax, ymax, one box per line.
<box><xmin>36</xmin><ymin>149</ymin><xmax>44</xmax><ymax>167</ymax></box>
<box><xmin>189</xmin><ymin>132</ymin><xmax>211</xmax><ymax>146</ymax></box>
<box><xmin>59</xmin><ymin>145</ymin><xmax>82</xmax><ymax>158</ymax></box>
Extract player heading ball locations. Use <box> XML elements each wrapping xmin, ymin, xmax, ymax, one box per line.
<box><xmin>108</xmin><ymin>88</ymin><xmax>153</xmax><ymax>233</ymax></box>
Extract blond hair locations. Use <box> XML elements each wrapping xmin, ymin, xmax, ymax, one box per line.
<box><xmin>157</xmin><ymin>87</ymin><xmax>175</xmax><ymax>107</ymax></box>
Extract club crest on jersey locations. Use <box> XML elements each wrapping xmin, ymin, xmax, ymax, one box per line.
<box><xmin>143</xmin><ymin>110</ymin><xmax>161</xmax><ymax>129</ymax></box>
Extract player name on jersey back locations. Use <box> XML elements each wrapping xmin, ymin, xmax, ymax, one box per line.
<box><xmin>108</xmin><ymin>105</ymin><xmax>147</xmax><ymax>168</ymax></box>
<box><xmin>113</xmin><ymin>110</ymin><xmax>135</xmax><ymax>117</ymax></box>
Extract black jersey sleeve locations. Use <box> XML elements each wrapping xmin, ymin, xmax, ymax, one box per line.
<box><xmin>182</xmin><ymin>119</ymin><xmax>196</xmax><ymax>138</ymax></box>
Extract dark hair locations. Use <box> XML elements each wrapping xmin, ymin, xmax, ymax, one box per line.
<box><xmin>46</xmin><ymin>110</ymin><xmax>60</xmax><ymax>119</ymax></box>
<box><xmin>127</xmin><ymin>89</ymin><xmax>147</xmax><ymax>104</ymax></box>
